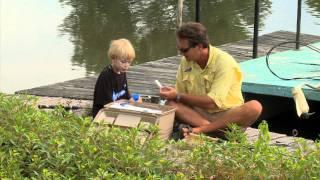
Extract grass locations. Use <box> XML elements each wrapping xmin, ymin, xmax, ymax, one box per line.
<box><xmin>0</xmin><ymin>93</ymin><xmax>320</xmax><ymax>179</ymax></box>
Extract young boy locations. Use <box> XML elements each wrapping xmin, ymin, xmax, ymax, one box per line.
<box><xmin>92</xmin><ymin>38</ymin><xmax>138</xmax><ymax>118</ymax></box>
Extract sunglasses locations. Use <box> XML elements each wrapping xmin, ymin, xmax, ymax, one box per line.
<box><xmin>179</xmin><ymin>47</ymin><xmax>192</xmax><ymax>53</ymax></box>
<box><xmin>178</xmin><ymin>44</ymin><xmax>196</xmax><ymax>54</ymax></box>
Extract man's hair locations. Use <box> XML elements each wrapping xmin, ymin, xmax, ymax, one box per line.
<box><xmin>176</xmin><ymin>22</ymin><xmax>209</xmax><ymax>48</ymax></box>
<box><xmin>108</xmin><ymin>38</ymin><xmax>135</xmax><ymax>60</ymax></box>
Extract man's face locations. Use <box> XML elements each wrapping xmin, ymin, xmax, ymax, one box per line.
<box><xmin>176</xmin><ymin>38</ymin><xmax>199</xmax><ymax>62</ymax></box>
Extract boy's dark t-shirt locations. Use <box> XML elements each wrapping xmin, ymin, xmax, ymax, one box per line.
<box><xmin>92</xmin><ymin>65</ymin><xmax>130</xmax><ymax>118</ymax></box>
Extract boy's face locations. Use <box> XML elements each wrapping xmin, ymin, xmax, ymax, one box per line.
<box><xmin>111</xmin><ymin>58</ymin><xmax>133</xmax><ymax>74</ymax></box>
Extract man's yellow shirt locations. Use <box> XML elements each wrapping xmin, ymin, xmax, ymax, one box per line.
<box><xmin>176</xmin><ymin>45</ymin><xmax>244</xmax><ymax>113</ymax></box>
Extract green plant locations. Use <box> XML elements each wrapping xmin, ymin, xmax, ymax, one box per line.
<box><xmin>1</xmin><ymin>93</ymin><xmax>320</xmax><ymax>179</ymax></box>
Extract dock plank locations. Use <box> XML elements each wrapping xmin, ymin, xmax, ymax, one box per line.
<box><xmin>17</xmin><ymin>31</ymin><xmax>320</xmax><ymax>98</ymax></box>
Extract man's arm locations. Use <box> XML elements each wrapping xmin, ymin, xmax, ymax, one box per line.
<box><xmin>174</xmin><ymin>61</ymin><xmax>218</xmax><ymax>110</ymax></box>
<box><xmin>160</xmin><ymin>86</ymin><xmax>218</xmax><ymax>110</ymax></box>
<box><xmin>177</xmin><ymin>93</ymin><xmax>217</xmax><ymax>110</ymax></box>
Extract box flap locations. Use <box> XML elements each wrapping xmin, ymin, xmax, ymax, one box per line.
<box><xmin>104</xmin><ymin>100</ymin><xmax>176</xmax><ymax>117</ymax></box>
<box><xmin>93</xmin><ymin>116</ymin><xmax>115</xmax><ymax>125</ymax></box>
<box><xmin>114</xmin><ymin>114</ymin><xmax>141</xmax><ymax>128</ymax></box>
<box><xmin>93</xmin><ymin>109</ymin><xmax>116</xmax><ymax>125</ymax></box>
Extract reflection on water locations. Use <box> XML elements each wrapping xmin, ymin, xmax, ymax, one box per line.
<box><xmin>1</xmin><ymin>0</ymin><xmax>320</xmax><ymax>93</ymax></box>
<box><xmin>59</xmin><ymin>0</ymin><xmax>272</xmax><ymax>73</ymax></box>
<box><xmin>59</xmin><ymin>0</ymin><xmax>180</xmax><ymax>73</ymax></box>
<box><xmin>306</xmin><ymin>0</ymin><xmax>320</xmax><ymax>18</ymax></box>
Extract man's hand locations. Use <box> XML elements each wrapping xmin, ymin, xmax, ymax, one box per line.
<box><xmin>159</xmin><ymin>86</ymin><xmax>177</xmax><ymax>100</ymax></box>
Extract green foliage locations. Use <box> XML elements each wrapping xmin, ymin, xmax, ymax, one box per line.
<box><xmin>1</xmin><ymin>93</ymin><xmax>320</xmax><ymax>179</ymax></box>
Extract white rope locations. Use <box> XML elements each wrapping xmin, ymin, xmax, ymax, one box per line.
<box><xmin>292</xmin><ymin>83</ymin><xmax>320</xmax><ymax>118</ymax></box>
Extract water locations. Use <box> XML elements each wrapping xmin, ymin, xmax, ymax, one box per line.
<box><xmin>1</xmin><ymin>1</ymin><xmax>87</xmax><ymax>93</ymax></box>
<box><xmin>1</xmin><ymin>0</ymin><xmax>319</xmax><ymax>94</ymax></box>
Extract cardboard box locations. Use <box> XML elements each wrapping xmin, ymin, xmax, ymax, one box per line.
<box><xmin>93</xmin><ymin>100</ymin><xmax>176</xmax><ymax>140</ymax></box>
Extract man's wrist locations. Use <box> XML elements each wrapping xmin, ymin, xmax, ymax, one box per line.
<box><xmin>176</xmin><ymin>93</ymin><xmax>182</xmax><ymax>102</ymax></box>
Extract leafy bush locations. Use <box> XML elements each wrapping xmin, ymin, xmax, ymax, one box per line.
<box><xmin>1</xmin><ymin>93</ymin><xmax>320</xmax><ymax>179</ymax></box>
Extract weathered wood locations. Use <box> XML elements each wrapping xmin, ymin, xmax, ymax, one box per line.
<box><xmin>17</xmin><ymin>31</ymin><xmax>320</xmax><ymax>99</ymax></box>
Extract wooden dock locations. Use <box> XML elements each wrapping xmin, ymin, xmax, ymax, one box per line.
<box><xmin>17</xmin><ymin>31</ymin><xmax>320</xmax><ymax>99</ymax></box>
<box><xmin>16</xmin><ymin>31</ymin><xmax>320</xmax><ymax>147</ymax></box>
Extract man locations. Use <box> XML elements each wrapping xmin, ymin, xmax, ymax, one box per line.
<box><xmin>159</xmin><ymin>22</ymin><xmax>262</xmax><ymax>137</ymax></box>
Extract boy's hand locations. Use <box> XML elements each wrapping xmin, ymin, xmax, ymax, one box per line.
<box><xmin>129</xmin><ymin>97</ymin><xmax>143</xmax><ymax>103</ymax></box>
<box><xmin>129</xmin><ymin>93</ymin><xmax>143</xmax><ymax>103</ymax></box>
<box><xmin>159</xmin><ymin>86</ymin><xmax>177</xmax><ymax>100</ymax></box>
<box><xmin>136</xmin><ymin>96</ymin><xmax>143</xmax><ymax>102</ymax></box>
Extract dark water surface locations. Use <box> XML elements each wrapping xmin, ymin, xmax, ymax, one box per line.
<box><xmin>1</xmin><ymin>0</ymin><xmax>319</xmax><ymax>93</ymax></box>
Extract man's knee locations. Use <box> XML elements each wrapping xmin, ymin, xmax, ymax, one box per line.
<box><xmin>245</xmin><ymin>100</ymin><xmax>262</xmax><ymax>120</ymax></box>
<box><xmin>166</xmin><ymin>100</ymin><xmax>180</xmax><ymax>111</ymax></box>
<box><xmin>166</xmin><ymin>100</ymin><xmax>176</xmax><ymax>105</ymax></box>
<box><xmin>167</xmin><ymin>101</ymin><xmax>195</xmax><ymax>116</ymax></box>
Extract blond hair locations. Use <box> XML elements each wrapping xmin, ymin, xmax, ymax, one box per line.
<box><xmin>108</xmin><ymin>39</ymin><xmax>135</xmax><ymax>61</ymax></box>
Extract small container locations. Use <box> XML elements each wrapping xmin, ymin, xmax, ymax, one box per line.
<box><xmin>159</xmin><ymin>99</ymin><xmax>167</xmax><ymax>105</ymax></box>
<box><xmin>132</xmin><ymin>93</ymin><xmax>140</xmax><ymax>102</ymax></box>
<box><xmin>151</xmin><ymin>96</ymin><xmax>161</xmax><ymax>104</ymax></box>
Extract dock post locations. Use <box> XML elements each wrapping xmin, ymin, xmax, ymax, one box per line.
<box><xmin>296</xmin><ymin>0</ymin><xmax>302</xmax><ymax>50</ymax></box>
<box><xmin>195</xmin><ymin>0</ymin><xmax>200</xmax><ymax>22</ymax></box>
<box><xmin>252</xmin><ymin>0</ymin><xmax>260</xmax><ymax>59</ymax></box>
